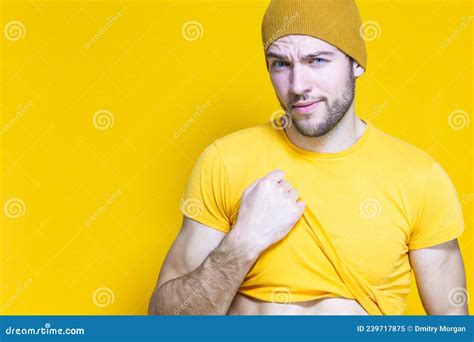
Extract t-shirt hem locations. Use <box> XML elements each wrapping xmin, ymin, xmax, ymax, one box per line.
<box><xmin>237</xmin><ymin>290</ymin><xmax>352</xmax><ymax>303</ymax></box>
<box><xmin>408</xmin><ymin>228</ymin><xmax>464</xmax><ymax>250</ymax></box>
<box><xmin>182</xmin><ymin>212</ymin><xmax>230</xmax><ymax>234</ymax></box>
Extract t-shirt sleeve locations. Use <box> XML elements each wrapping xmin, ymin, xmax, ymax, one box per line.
<box><xmin>408</xmin><ymin>161</ymin><xmax>465</xmax><ymax>250</ymax></box>
<box><xmin>179</xmin><ymin>142</ymin><xmax>232</xmax><ymax>233</ymax></box>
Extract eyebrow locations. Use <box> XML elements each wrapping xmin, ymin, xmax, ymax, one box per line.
<box><xmin>266</xmin><ymin>51</ymin><xmax>336</xmax><ymax>60</ymax></box>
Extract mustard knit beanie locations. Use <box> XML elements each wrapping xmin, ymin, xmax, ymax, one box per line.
<box><xmin>261</xmin><ymin>0</ymin><xmax>367</xmax><ymax>70</ymax></box>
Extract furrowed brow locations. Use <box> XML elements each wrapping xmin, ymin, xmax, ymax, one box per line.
<box><xmin>266</xmin><ymin>51</ymin><xmax>335</xmax><ymax>61</ymax></box>
<box><xmin>265</xmin><ymin>52</ymin><xmax>288</xmax><ymax>60</ymax></box>
<box><xmin>302</xmin><ymin>51</ymin><xmax>335</xmax><ymax>59</ymax></box>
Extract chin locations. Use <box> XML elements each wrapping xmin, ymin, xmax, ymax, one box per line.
<box><xmin>293</xmin><ymin>112</ymin><xmax>325</xmax><ymax>126</ymax></box>
<box><xmin>292</xmin><ymin>116</ymin><xmax>332</xmax><ymax>137</ymax></box>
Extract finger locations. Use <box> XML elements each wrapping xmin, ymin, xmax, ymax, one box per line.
<box><xmin>296</xmin><ymin>200</ymin><xmax>306</xmax><ymax>215</ymax></box>
<box><xmin>279</xmin><ymin>180</ymin><xmax>292</xmax><ymax>193</ymax></box>
<box><xmin>265</xmin><ymin>169</ymin><xmax>285</xmax><ymax>183</ymax></box>
<box><xmin>289</xmin><ymin>189</ymin><xmax>299</xmax><ymax>202</ymax></box>
<box><xmin>242</xmin><ymin>177</ymin><xmax>261</xmax><ymax>198</ymax></box>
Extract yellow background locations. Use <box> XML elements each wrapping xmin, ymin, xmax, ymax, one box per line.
<box><xmin>1</xmin><ymin>0</ymin><xmax>472</xmax><ymax>314</ymax></box>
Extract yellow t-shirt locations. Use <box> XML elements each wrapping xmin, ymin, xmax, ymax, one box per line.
<box><xmin>179</xmin><ymin>120</ymin><xmax>465</xmax><ymax>315</ymax></box>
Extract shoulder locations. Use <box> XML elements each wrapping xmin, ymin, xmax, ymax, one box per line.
<box><xmin>213</xmin><ymin>122</ymin><xmax>277</xmax><ymax>150</ymax></box>
<box><xmin>207</xmin><ymin>122</ymin><xmax>280</xmax><ymax>163</ymax></box>
<box><xmin>195</xmin><ymin>121</ymin><xmax>280</xmax><ymax>178</ymax></box>
<box><xmin>370</xmin><ymin>125</ymin><xmax>437</xmax><ymax>172</ymax></box>
<box><xmin>197</xmin><ymin>123</ymin><xmax>271</xmax><ymax>155</ymax></box>
<box><xmin>372</xmin><ymin>125</ymin><xmax>434</xmax><ymax>163</ymax></box>
<box><xmin>366</xmin><ymin>125</ymin><xmax>450</xmax><ymax>194</ymax></box>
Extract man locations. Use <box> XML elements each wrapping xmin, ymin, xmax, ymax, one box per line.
<box><xmin>149</xmin><ymin>0</ymin><xmax>468</xmax><ymax>315</ymax></box>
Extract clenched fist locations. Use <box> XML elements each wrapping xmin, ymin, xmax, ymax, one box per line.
<box><xmin>231</xmin><ymin>169</ymin><xmax>305</xmax><ymax>254</ymax></box>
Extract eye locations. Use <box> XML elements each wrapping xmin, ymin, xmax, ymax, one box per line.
<box><xmin>308</xmin><ymin>57</ymin><xmax>327</xmax><ymax>65</ymax></box>
<box><xmin>271</xmin><ymin>60</ymin><xmax>290</xmax><ymax>70</ymax></box>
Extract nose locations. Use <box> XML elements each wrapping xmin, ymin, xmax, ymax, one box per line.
<box><xmin>290</xmin><ymin>63</ymin><xmax>313</xmax><ymax>95</ymax></box>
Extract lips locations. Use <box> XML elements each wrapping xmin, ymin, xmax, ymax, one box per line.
<box><xmin>294</xmin><ymin>100</ymin><xmax>318</xmax><ymax>107</ymax></box>
<box><xmin>292</xmin><ymin>100</ymin><xmax>324</xmax><ymax>114</ymax></box>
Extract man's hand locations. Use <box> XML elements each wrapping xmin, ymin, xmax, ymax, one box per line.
<box><xmin>230</xmin><ymin>169</ymin><xmax>306</xmax><ymax>254</ymax></box>
<box><xmin>409</xmin><ymin>238</ymin><xmax>468</xmax><ymax>315</ymax></box>
<box><xmin>149</xmin><ymin>169</ymin><xmax>305</xmax><ymax>315</ymax></box>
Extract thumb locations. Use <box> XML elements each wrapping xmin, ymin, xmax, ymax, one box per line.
<box><xmin>296</xmin><ymin>200</ymin><xmax>306</xmax><ymax>215</ymax></box>
<box><xmin>242</xmin><ymin>177</ymin><xmax>261</xmax><ymax>199</ymax></box>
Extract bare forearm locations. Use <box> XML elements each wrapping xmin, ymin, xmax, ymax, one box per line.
<box><xmin>149</xmin><ymin>230</ymin><xmax>259</xmax><ymax>315</ymax></box>
<box><xmin>411</xmin><ymin>240</ymin><xmax>469</xmax><ymax>316</ymax></box>
<box><xmin>432</xmin><ymin>307</ymin><xmax>468</xmax><ymax>315</ymax></box>
<box><xmin>426</xmin><ymin>303</ymin><xmax>468</xmax><ymax>315</ymax></box>
<box><xmin>426</xmin><ymin>285</ymin><xmax>469</xmax><ymax>315</ymax></box>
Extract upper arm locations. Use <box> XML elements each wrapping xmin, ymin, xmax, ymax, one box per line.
<box><xmin>156</xmin><ymin>216</ymin><xmax>226</xmax><ymax>289</ymax></box>
<box><xmin>408</xmin><ymin>161</ymin><xmax>464</xmax><ymax>250</ymax></box>
<box><xmin>153</xmin><ymin>141</ymin><xmax>232</xmax><ymax>290</ymax></box>
<box><xmin>409</xmin><ymin>238</ymin><xmax>468</xmax><ymax>315</ymax></box>
<box><xmin>179</xmin><ymin>142</ymin><xmax>233</xmax><ymax>233</ymax></box>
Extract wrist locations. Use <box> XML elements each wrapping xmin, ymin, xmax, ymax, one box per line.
<box><xmin>225</xmin><ymin>224</ymin><xmax>262</xmax><ymax>262</ymax></box>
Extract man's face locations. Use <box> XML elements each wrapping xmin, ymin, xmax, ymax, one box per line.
<box><xmin>266</xmin><ymin>35</ymin><xmax>364</xmax><ymax>137</ymax></box>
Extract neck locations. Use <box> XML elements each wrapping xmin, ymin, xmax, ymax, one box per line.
<box><xmin>284</xmin><ymin>107</ymin><xmax>367</xmax><ymax>154</ymax></box>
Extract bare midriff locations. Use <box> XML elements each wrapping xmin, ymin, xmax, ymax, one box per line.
<box><xmin>227</xmin><ymin>292</ymin><xmax>369</xmax><ymax>315</ymax></box>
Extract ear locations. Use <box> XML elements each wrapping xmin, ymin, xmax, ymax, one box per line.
<box><xmin>352</xmin><ymin>61</ymin><xmax>365</xmax><ymax>78</ymax></box>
